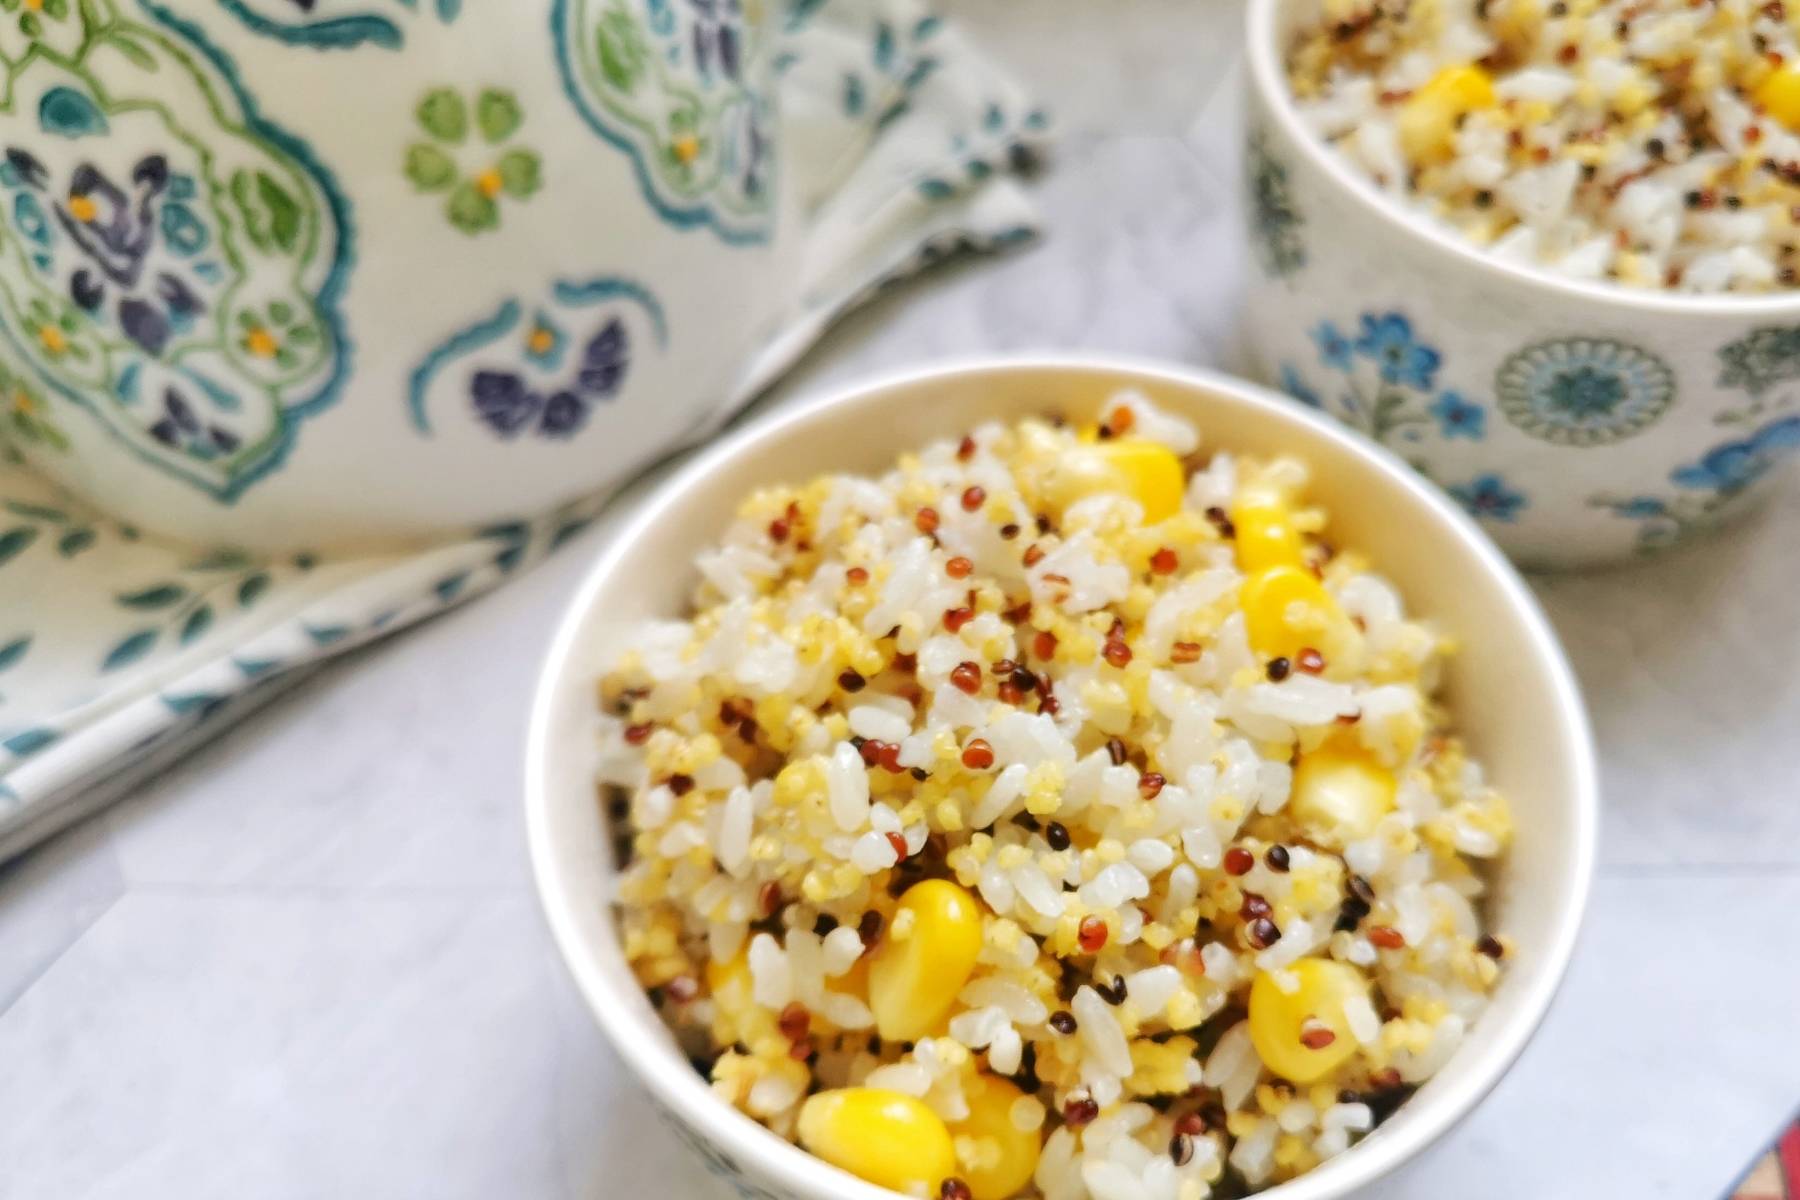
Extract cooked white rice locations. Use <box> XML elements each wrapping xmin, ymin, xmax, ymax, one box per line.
<box><xmin>599</xmin><ymin>392</ymin><xmax>1512</xmax><ymax>1198</ymax></box>
<box><xmin>1287</xmin><ymin>0</ymin><xmax>1800</xmax><ymax>291</ymax></box>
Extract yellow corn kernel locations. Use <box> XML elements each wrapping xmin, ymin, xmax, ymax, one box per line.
<box><xmin>1398</xmin><ymin>65</ymin><xmax>1497</xmax><ymax>163</ymax></box>
<box><xmin>797</xmin><ymin>1088</ymin><xmax>955</xmax><ymax>1194</ymax></box>
<box><xmin>867</xmin><ymin>879</ymin><xmax>984</xmax><ymax>1040</ymax></box>
<box><xmin>1239</xmin><ymin>565</ymin><xmax>1360</xmax><ymax>668</ymax></box>
<box><xmin>1248</xmin><ymin>959</ymin><xmax>1369</xmax><ymax>1083</ymax></box>
<box><xmin>949</xmin><ymin>1075</ymin><xmax>1042</xmax><ymax>1200</ymax></box>
<box><xmin>1045</xmin><ymin>438</ymin><xmax>1185</xmax><ymax>523</ymax></box>
<box><xmin>1291</xmin><ymin>742</ymin><xmax>1397</xmax><ymax>847</ymax></box>
<box><xmin>1757</xmin><ymin>65</ymin><xmax>1800</xmax><ymax>133</ymax></box>
<box><xmin>1231</xmin><ymin>497</ymin><xmax>1306</xmax><ymax>573</ymax></box>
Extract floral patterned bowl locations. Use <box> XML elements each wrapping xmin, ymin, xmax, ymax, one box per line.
<box><xmin>526</xmin><ymin>358</ymin><xmax>1597</xmax><ymax>1200</ymax></box>
<box><xmin>0</xmin><ymin>0</ymin><xmax>784</xmax><ymax>550</ymax></box>
<box><xmin>1243</xmin><ymin>0</ymin><xmax>1800</xmax><ymax>568</ymax></box>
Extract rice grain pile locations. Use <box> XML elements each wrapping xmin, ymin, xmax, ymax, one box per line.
<box><xmin>1287</xmin><ymin>0</ymin><xmax>1800</xmax><ymax>292</ymax></box>
<box><xmin>599</xmin><ymin>393</ymin><xmax>1512</xmax><ymax>1200</ymax></box>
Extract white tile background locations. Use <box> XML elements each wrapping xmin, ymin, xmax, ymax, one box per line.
<box><xmin>4</xmin><ymin>3</ymin><xmax>1799</xmax><ymax>1196</ymax></box>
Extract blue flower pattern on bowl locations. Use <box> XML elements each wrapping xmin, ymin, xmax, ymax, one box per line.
<box><xmin>1591</xmin><ymin>414</ymin><xmax>1800</xmax><ymax>550</ymax></box>
<box><xmin>1279</xmin><ymin>311</ymin><xmax>1542</xmax><ymax>528</ymax></box>
<box><xmin>1430</xmin><ymin>391</ymin><xmax>1485</xmax><ymax>440</ymax></box>
<box><xmin>1494</xmin><ymin>337</ymin><xmax>1675</xmax><ymax>447</ymax></box>
<box><xmin>1284</xmin><ymin>310</ymin><xmax>1492</xmax><ymax>449</ymax></box>
<box><xmin>1449</xmin><ymin>472</ymin><xmax>1528</xmax><ymax>524</ymax></box>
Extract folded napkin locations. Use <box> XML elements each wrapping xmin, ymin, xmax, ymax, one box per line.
<box><xmin>0</xmin><ymin>0</ymin><xmax>1049</xmax><ymax>861</ymax></box>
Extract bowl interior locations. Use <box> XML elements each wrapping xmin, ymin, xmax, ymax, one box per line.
<box><xmin>527</xmin><ymin>359</ymin><xmax>1597</xmax><ymax>1200</ymax></box>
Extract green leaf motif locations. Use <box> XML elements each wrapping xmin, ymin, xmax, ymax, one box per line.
<box><xmin>117</xmin><ymin>584</ymin><xmax>186</xmax><ymax>609</ymax></box>
<box><xmin>417</xmin><ymin>87</ymin><xmax>468</xmax><ymax>143</ymax></box>
<box><xmin>404</xmin><ymin>143</ymin><xmax>457</xmax><ymax>192</ymax></box>
<box><xmin>238</xmin><ymin>572</ymin><xmax>271</xmax><ymax>607</ymax></box>
<box><xmin>2</xmin><ymin>727</ymin><xmax>56</xmax><ymax>757</ymax></box>
<box><xmin>0</xmin><ymin>526</ymin><xmax>36</xmax><ymax>566</ymax></box>
<box><xmin>595</xmin><ymin>8</ymin><xmax>647</xmax><ymax>92</ymax></box>
<box><xmin>180</xmin><ymin>605</ymin><xmax>213</xmax><ymax>645</ymax></box>
<box><xmin>256</xmin><ymin>172</ymin><xmax>302</xmax><ymax>254</ymax></box>
<box><xmin>102</xmin><ymin>629</ymin><xmax>158</xmax><ymax>672</ymax></box>
<box><xmin>231</xmin><ymin>170</ymin><xmax>301</xmax><ymax>255</ymax></box>
<box><xmin>497</xmin><ymin>149</ymin><xmax>541</xmax><ymax>199</ymax></box>
<box><xmin>57</xmin><ymin>527</ymin><xmax>94</xmax><ymax>557</ymax></box>
<box><xmin>447</xmin><ymin>181</ymin><xmax>499</xmax><ymax>233</ymax></box>
<box><xmin>476</xmin><ymin>89</ymin><xmax>522</xmax><ymax>143</ymax></box>
<box><xmin>0</xmin><ymin>635</ymin><xmax>29</xmax><ymax>672</ymax></box>
<box><xmin>3</xmin><ymin>501</ymin><xmax>65</xmax><ymax>521</ymax></box>
<box><xmin>189</xmin><ymin>547</ymin><xmax>253</xmax><ymax>570</ymax></box>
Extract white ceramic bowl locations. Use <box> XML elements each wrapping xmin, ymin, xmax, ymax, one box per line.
<box><xmin>526</xmin><ymin>358</ymin><xmax>1599</xmax><ymax>1200</ymax></box>
<box><xmin>1244</xmin><ymin>0</ymin><xmax>1800</xmax><ymax>568</ymax></box>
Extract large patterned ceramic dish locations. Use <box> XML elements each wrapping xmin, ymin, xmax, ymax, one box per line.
<box><xmin>1244</xmin><ymin>0</ymin><xmax>1800</xmax><ymax>567</ymax></box>
<box><xmin>526</xmin><ymin>360</ymin><xmax>1597</xmax><ymax>1200</ymax></box>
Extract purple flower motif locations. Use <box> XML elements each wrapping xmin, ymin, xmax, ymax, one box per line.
<box><xmin>578</xmin><ymin>318</ymin><xmax>627</xmax><ymax>397</ymax></box>
<box><xmin>471</xmin><ymin>370</ymin><xmax>541</xmax><ymax>437</ymax></box>
<box><xmin>1449</xmin><ymin>473</ymin><xmax>1528</xmax><ymax>523</ymax></box>
<box><xmin>468</xmin><ymin>315</ymin><xmax>631</xmax><ymax>439</ymax></box>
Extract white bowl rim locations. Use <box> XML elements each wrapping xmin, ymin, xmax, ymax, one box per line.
<box><xmin>1245</xmin><ymin>0</ymin><xmax>1800</xmax><ymax>319</ymax></box>
<box><xmin>526</xmin><ymin>354</ymin><xmax>1600</xmax><ymax>1200</ymax></box>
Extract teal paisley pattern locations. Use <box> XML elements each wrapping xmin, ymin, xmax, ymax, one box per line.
<box><xmin>408</xmin><ymin>276</ymin><xmax>665</xmax><ymax>437</ymax></box>
<box><xmin>0</xmin><ymin>0</ymin><xmax>350</xmax><ymax>501</ymax></box>
<box><xmin>555</xmin><ymin>0</ymin><xmax>775</xmax><ymax>244</ymax></box>
<box><xmin>215</xmin><ymin>0</ymin><xmax>462</xmax><ymax>51</ymax></box>
<box><xmin>1494</xmin><ymin>337</ymin><xmax>1674</xmax><ymax>446</ymax></box>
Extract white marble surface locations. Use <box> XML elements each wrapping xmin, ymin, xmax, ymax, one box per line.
<box><xmin>4</xmin><ymin>3</ymin><xmax>1799</xmax><ymax>1197</ymax></box>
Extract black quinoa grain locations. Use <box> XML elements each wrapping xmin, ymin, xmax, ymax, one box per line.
<box><xmin>1348</xmin><ymin>873</ymin><xmax>1377</xmax><ymax>904</ymax></box>
<box><xmin>1169</xmin><ymin>1132</ymin><xmax>1194</xmax><ymax>1166</ymax></box>
<box><xmin>1266</xmin><ymin>656</ymin><xmax>1292</xmax><ymax>682</ymax></box>
<box><xmin>1049</xmin><ymin>1010</ymin><xmax>1078</xmax><ymax>1035</ymax></box>
<box><xmin>1106</xmin><ymin>737</ymin><xmax>1128</xmax><ymax>766</ymax></box>
<box><xmin>1045</xmin><ymin>821</ymin><xmax>1072</xmax><ymax>851</ymax></box>
<box><xmin>812</xmin><ymin>913</ymin><xmax>839</xmax><ymax>936</ymax></box>
<box><xmin>837</xmin><ymin>669</ymin><xmax>866</xmax><ymax>692</ymax></box>
<box><xmin>1265</xmin><ymin>844</ymin><xmax>1291</xmax><ymax>872</ymax></box>
<box><xmin>910</xmin><ymin>767</ymin><xmax>930</xmax><ymax>781</ymax></box>
<box><xmin>1098</xmin><ymin>975</ymin><xmax>1129</xmax><ymax>1005</ymax></box>
<box><xmin>1247</xmin><ymin>917</ymin><xmax>1281</xmax><ymax>949</ymax></box>
<box><xmin>1477</xmin><ymin>934</ymin><xmax>1505</xmax><ymax>958</ymax></box>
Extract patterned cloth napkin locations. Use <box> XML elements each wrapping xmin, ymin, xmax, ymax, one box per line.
<box><xmin>0</xmin><ymin>0</ymin><xmax>1049</xmax><ymax>861</ymax></box>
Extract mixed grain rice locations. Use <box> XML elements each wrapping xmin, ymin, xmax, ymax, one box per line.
<box><xmin>1287</xmin><ymin>0</ymin><xmax>1800</xmax><ymax>291</ymax></box>
<box><xmin>599</xmin><ymin>393</ymin><xmax>1512</xmax><ymax>1199</ymax></box>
